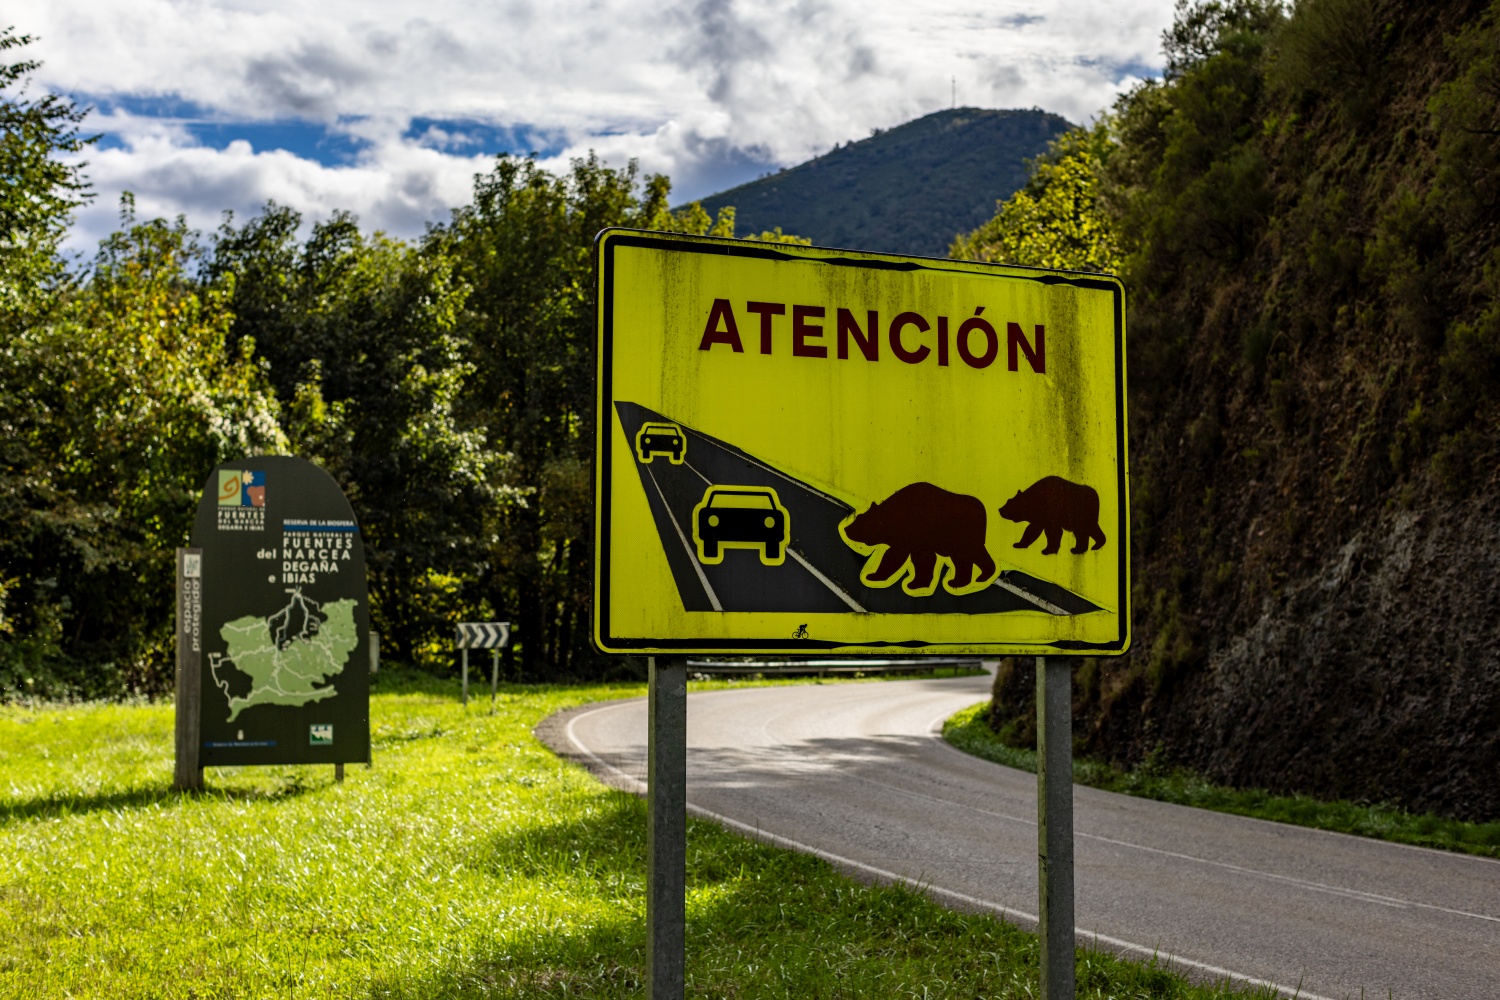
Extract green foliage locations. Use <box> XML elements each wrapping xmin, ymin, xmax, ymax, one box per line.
<box><xmin>431</xmin><ymin>154</ymin><xmax>653</xmax><ymax>680</ymax></box>
<box><xmin>945</xmin><ymin>704</ymin><xmax>1500</xmax><ymax>858</ymax></box>
<box><xmin>970</xmin><ymin>1</ymin><xmax>1500</xmax><ymax>819</ymax></box>
<box><xmin>0</xmin><ymin>30</ymin><xmax>812</xmax><ymax>692</ymax></box>
<box><xmin>949</xmin><ymin>122</ymin><xmax>1122</xmax><ymax>273</ymax></box>
<box><xmin>0</xmin><ymin>681</ymin><xmax>1279</xmax><ymax>998</ymax></box>
<box><xmin>0</xmin><ymin>204</ymin><xmax>284</xmax><ymax>695</ymax></box>
<box><xmin>0</xmin><ymin>29</ymin><xmax>94</xmax><ymax>320</ymax></box>
<box><xmin>209</xmin><ymin>206</ymin><xmax>500</xmax><ymax>668</ymax></box>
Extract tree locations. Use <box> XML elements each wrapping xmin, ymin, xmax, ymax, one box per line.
<box><xmin>949</xmin><ymin>122</ymin><xmax>1122</xmax><ymax>273</ymax></box>
<box><xmin>0</xmin><ymin>205</ymin><xmax>284</xmax><ymax>695</ymax></box>
<box><xmin>431</xmin><ymin>155</ymin><xmax>640</xmax><ymax>679</ymax></box>
<box><xmin>210</xmin><ymin>206</ymin><xmax>499</xmax><ymax>666</ymax></box>
<box><xmin>433</xmin><ymin>156</ymin><xmax>802</xmax><ymax>678</ymax></box>
<box><xmin>0</xmin><ymin>27</ymin><xmax>94</xmax><ymax>320</ymax></box>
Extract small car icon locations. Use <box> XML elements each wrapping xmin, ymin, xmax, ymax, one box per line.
<box><xmin>636</xmin><ymin>422</ymin><xmax>686</xmax><ymax>464</ymax></box>
<box><xmin>693</xmin><ymin>486</ymin><xmax>790</xmax><ymax>566</ymax></box>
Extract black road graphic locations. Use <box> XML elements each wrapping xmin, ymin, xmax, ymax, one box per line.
<box><xmin>616</xmin><ymin>402</ymin><xmax>1101</xmax><ymax>617</ymax></box>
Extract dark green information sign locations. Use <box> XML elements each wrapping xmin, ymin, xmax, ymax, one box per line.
<box><xmin>189</xmin><ymin>456</ymin><xmax>370</xmax><ymax>767</ymax></box>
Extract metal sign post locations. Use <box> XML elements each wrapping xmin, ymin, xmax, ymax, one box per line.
<box><xmin>647</xmin><ymin>656</ymin><xmax>687</xmax><ymax>1000</ymax></box>
<box><xmin>1036</xmin><ymin>657</ymin><xmax>1075</xmax><ymax>999</ymax></box>
<box><xmin>455</xmin><ymin>622</ymin><xmax>511</xmax><ymax>706</ymax></box>
<box><xmin>173</xmin><ymin>548</ymin><xmax>204</xmax><ymax>791</ymax></box>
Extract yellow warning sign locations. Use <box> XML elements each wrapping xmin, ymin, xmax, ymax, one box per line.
<box><xmin>594</xmin><ymin>229</ymin><xmax>1129</xmax><ymax>655</ymax></box>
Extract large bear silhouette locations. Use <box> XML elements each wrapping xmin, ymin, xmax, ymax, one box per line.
<box><xmin>840</xmin><ymin>482</ymin><xmax>997</xmax><ymax>596</ymax></box>
<box><xmin>999</xmin><ymin>476</ymin><xmax>1106</xmax><ymax>554</ymax></box>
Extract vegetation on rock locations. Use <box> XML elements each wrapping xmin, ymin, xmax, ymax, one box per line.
<box><xmin>956</xmin><ymin>0</ymin><xmax>1500</xmax><ymax>821</ymax></box>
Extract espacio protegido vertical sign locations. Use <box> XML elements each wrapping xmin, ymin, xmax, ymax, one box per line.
<box><xmin>189</xmin><ymin>456</ymin><xmax>371</xmax><ymax>767</ymax></box>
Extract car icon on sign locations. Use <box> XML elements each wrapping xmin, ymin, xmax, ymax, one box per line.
<box><xmin>636</xmin><ymin>422</ymin><xmax>686</xmax><ymax>464</ymax></box>
<box><xmin>693</xmin><ymin>486</ymin><xmax>790</xmax><ymax>566</ymax></box>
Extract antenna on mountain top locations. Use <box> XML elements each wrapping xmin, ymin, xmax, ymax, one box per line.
<box><xmin>952</xmin><ymin>76</ymin><xmax>956</xmax><ymax>108</ymax></box>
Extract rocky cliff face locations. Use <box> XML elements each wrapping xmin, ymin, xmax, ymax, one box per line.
<box><xmin>1159</xmin><ymin>496</ymin><xmax>1500</xmax><ymax>819</ymax></box>
<box><xmin>987</xmin><ymin>1</ymin><xmax>1500</xmax><ymax>822</ymax></box>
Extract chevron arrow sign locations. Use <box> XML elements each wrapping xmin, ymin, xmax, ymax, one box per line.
<box><xmin>456</xmin><ymin>622</ymin><xmax>511</xmax><ymax>649</ymax></box>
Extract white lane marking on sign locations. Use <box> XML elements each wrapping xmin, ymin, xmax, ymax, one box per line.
<box><xmin>787</xmin><ymin>547</ymin><xmax>866</xmax><ymax>613</ymax></box>
<box><xmin>645</xmin><ymin>464</ymin><xmax>722</xmax><ymax>612</ymax></box>
<box><xmin>683</xmin><ymin>452</ymin><xmax>863</xmax><ymax>612</ymax></box>
<box><xmin>992</xmin><ymin>576</ymin><xmax>1069</xmax><ymax>616</ymax></box>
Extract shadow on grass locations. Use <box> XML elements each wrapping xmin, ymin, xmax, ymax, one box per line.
<box><xmin>0</xmin><ymin>774</ymin><xmax>328</xmax><ymax>824</ymax></box>
<box><xmin>366</xmin><ymin>790</ymin><xmax>1266</xmax><ymax>1000</ymax></box>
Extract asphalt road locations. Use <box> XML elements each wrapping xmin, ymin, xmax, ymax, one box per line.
<box><xmin>544</xmin><ymin>674</ymin><xmax>1500</xmax><ymax>1000</ymax></box>
<box><xmin>615</xmin><ymin>400</ymin><xmax>1097</xmax><ymax>617</ymax></box>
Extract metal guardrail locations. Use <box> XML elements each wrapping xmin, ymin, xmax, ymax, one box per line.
<box><xmin>684</xmin><ymin>657</ymin><xmax>984</xmax><ymax>677</ymax></box>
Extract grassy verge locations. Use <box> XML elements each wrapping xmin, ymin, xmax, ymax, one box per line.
<box><xmin>0</xmin><ymin>668</ymin><xmax>1281</xmax><ymax>998</ymax></box>
<box><xmin>944</xmin><ymin>702</ymin><xmax>1500</xmax><ymax>859</ymax></box>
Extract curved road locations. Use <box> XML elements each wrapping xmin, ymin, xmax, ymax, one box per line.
<box><xmin>543</xmin><ymin>675</ymin><xmax>1500</xmax><ymax>1000</ymax></box>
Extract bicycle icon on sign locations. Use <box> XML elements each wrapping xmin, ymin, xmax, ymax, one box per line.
<box><xmin>792</xmin><ymin>624</ymin><xmax>809</xmax><ymax>639</ymax></box>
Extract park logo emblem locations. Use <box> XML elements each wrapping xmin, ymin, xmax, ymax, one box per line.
<box><xmin>218</xmin><ymin>469</ymin><xmax>267</xmax><ymax>507</ymax></box>
<box><xmin>309</xmin><ymin>724</ymin><xmax>334</xmax><ymax>746</ymax></box>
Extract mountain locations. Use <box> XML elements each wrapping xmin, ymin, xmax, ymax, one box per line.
<box><xmin>693</xmin><ymin>108</ymin><xmax>1073</xmax><ymax>257</ymax></box>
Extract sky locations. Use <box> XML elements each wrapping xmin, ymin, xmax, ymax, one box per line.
<box><xmin>25</xmin><ymin>0</ymin><xmax>1177</xmax><ymax>251</ymax></box>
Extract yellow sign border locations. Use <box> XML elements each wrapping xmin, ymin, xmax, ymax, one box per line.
<box><xmin>593</xmin><ymin>229</ymin><xmax>1129</xmax><ymax>656</ymax></box>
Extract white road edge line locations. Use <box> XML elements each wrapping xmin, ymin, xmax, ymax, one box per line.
<box><xmin>993</xmin><ymin>575</ymin><xmax>1070</xmax><ymax>615</ymax></box>
<box><xmin>926</xmin><ymin>704</ymin><xmax>1500</xmax><ymax>872</ymax></box>
<box><xmin>645</xmin><ymin>464</ymin><xmax>722</xmax><ymax>611</ymax></box>
<box><xmin>562</xmin><ymin>701</ymin><xmax>1337</xmax><ymax>1000</ymax></box>
<box><xmin>924</xmin><ymin>708</ymin><xmax>1500</xmax><ymax>924</ymax></box>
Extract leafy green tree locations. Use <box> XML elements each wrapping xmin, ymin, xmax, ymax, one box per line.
<box><xmin>0</xmin><ymin>27</ymin><xmax>94</xmax><ymax>320</ymax></box>
<box><xmin>0</xmin><ymin>205</ymin><xmax>284</xmax><ymax>695</ymax></box>
<box><xmin>210</xmin><ymin>207</ymin><xmax>498</xmax><ymax>666</ymax></box>
<box><xmin>433</xmin><ymin>156</ymin><xmax>802</xmax><ymax>678</ymax></box>
<box><xmin>431</xmin><ymin>154</ymin><xmax>639</xmax><ymax>679</ymax></box>
<box><xmin>949</xmin><ymin>122</ymin><xmax>1122</xmax><ymax>273</ymax></box>
<box><xmin>0</xmin><ymin>38</ymin><xmax>277</xmax><ymax>695</ymax></box>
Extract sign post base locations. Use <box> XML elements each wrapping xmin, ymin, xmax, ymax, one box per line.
<box><xmin>1037</xmin><ymin>656</ymin><xmax>1075</xmax><ymax>999</ymax></box>
<box><xmin>647</xmin><ymin>655</ymin><xmax>687</xmax><ymax>1000</ymax></box>
<box><xmin>173</xmin><ymin>547</ymin><xmax>204</xmax><ymax>792</ymax></box>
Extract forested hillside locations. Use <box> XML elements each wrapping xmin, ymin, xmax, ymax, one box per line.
<box><xmin>694</xmin><ymin>108</ymin><xmax>1072</xmax><ymax>256</ymax></box>
<box><xmin>966</xmin><ymin>0</ymin><xmax>1500</xmax><ymax>821</ymax></box>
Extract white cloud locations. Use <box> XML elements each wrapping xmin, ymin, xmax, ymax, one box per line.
<box><xmin>28</xmin><ymin>0</ymin><xmax>1176</xmax><ymax>250</ymax></box>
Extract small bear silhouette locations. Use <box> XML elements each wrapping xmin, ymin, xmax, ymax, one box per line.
<box><xmin>999</xmin><ymin>476</ymin><xmax>1106</xmax><ymax>555</ymax></box>
<box><xmin>841</xmin><ymin>482</ymin><xmax>997</xmax><ymax>596</ymax></box>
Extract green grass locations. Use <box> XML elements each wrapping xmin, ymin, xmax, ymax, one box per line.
<box><xmin>0</xmin><ymin>669</ymin><xmax>1282</xmax><ymax>999</ymax></box>
<box><xmin>944</xmin><ymin>702</ymin><xmax>1500</xmax><ymax>859</ymax></box>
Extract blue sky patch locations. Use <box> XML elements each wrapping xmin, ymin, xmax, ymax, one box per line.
<box><xmin>404</xmin><ymin>118</ymin><xmax>569</xmax><ymax>159</ymax></box>
<box><xmin>79</xmin><ymin>93</ymin><xmax>570</xmax><ymax>166</ymax></box>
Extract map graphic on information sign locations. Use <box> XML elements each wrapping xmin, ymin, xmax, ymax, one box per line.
<box><xmin>190</xmin><ymin>455</ymin><xmax>371</xmax><ymax>767</ymax></box>
<box><xmin>593</xmin><ymin>230</ymin><xmax>1130</xmax><ymax>656</ymax></box>
<box><xmin>210</xmin><ymin>590</ymin><xmax>358</xmax><ymax>722</ymax></box>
